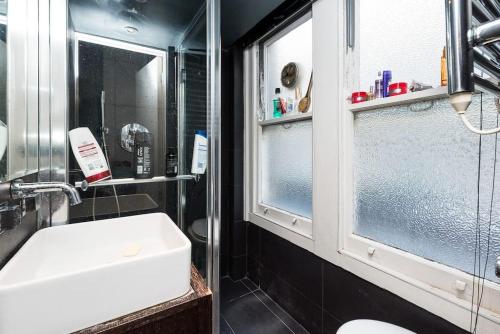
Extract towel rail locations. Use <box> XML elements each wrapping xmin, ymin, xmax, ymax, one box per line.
<box><xmin>75</xmin><ymin>175</ymin><xmax>200</xmax><ymax>191</ymax></box>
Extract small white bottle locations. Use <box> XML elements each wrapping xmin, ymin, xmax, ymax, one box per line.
<box><xmin>69</xmin><ymin>127</ymin><xmax>111</xmax><ymax>184</ymax></box>
<box><xmin>191</xmin><ymin>130</ymin><xmax>208</xmax><ymax>174</ymax></box>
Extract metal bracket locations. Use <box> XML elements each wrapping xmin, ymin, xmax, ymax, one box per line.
<box><xmin>0</xmin><ymin>203</ymin><xmax>24</xmax><ymax>231</ymax></box>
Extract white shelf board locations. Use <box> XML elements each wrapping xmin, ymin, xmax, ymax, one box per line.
<box><xmin>259</xmin><ymin>112</ymin><xmax>312</xmax><ymax>126</ymax></box>
<box><xmin>349</xmin><ymin>86</ymin><xmax>448</xmax><ymax>113</ymax></box>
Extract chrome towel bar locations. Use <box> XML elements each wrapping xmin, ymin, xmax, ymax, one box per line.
<box><xmin>75</xmin><ymin>175</ymin><xmax>200</xmax><ymax>191</ymax></box>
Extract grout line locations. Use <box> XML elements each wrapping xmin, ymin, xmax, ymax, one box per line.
<box><xmin>256</xmin><ymin>289</ymin><xmax>310</xmax><ymax>334</ymax></box>
<box><xmin>252</xmin><ymin>289</ymin><xmax>301</xmax><ymax>334</ymax></box>
<box><xmin>225</xmin><ymin>290</ymin><xmax>254</xmax><ymax>304</ymax></box>
<box><xmin>240</xmin><ymin>278</ymin><xmax>258</xmax><ymax>292</ymax></box>
<box><xmin>221</xmin><ymin>315</ymin><xmax>236</xmax><ymax>334</ymax></box>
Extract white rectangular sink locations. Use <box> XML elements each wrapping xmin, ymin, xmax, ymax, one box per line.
<box><xmin>0</xmin><ymin>212</ymin><xmax>192</xmax><ymax>334</ymax></box>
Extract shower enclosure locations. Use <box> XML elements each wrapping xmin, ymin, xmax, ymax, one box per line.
<box><xmin>37</xmin><ymin>0</ymin><xmax>220</xmax><ymax>331</ymax></box>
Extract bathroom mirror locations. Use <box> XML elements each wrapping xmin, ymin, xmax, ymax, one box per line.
<box><xmin>0</xmin><ymin>0</ymin><xmax>39</xmax><ymax>182</ymax></box>
<box><xmin>65</xmin><ymin>0</ymin><xmax>210</xmax><ymax>276</ymax></box>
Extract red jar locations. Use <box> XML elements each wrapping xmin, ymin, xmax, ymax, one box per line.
<box><xmin>388</xmin><ymin>82</ymin><xmax>408</xmax><ymax>96</ymax></box>
<box><xmin>351</xmin><ymin>91</ymin><xmax>368</xmax><ymax>104</ymax></box>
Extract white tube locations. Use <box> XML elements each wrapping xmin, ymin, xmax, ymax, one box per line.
<box><xmin>451</xmin><ymin>92</ymin><xmax>500</xmax><ymax>135</ymax></box>
<box><xmin>460</xmin><ymin>114</ymin><xmax>500</xmax><ymax>135</ymax></box>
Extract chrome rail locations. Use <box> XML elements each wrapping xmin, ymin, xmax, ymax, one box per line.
<box><xmin>445</xmin><ymin>0</ymin><xmax>500</xmax><ymax>97</ymax></box>
<box><xmin>75</xmin><ymin>175</ymin><xmax>200</xmax><ymax>191</ymax></box>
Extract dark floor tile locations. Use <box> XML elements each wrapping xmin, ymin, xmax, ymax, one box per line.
<box><xmin>259</xmin><ymin>268</ymin><xmax>323</xmax><ymax>334</ymax></box>
<box><xmin>221</xmin><ymin>293</ymin><xmax>293</xmax><ymax>334</ymax></box>
<box><xmin>253</xmin><ymin>289</ymin><xmax>310</xmax><ymax>334</ymax></box>
<box><xmin>221</xmin><ymin>276</ymin><xmax>252</xmax><ymax>304</ymax></box>
<box><xmin>323</xmin><ymin>311</ymin><xmax>342</xmax><ymax>334</ymax></box>
<box><xmin>221</xmin><ymin>315</ymin><xmax>235</xmax><ymax>334</ymax></box>
<box><xmin>241</xmin><ymin>277</ymin><xmax>259</xmax><ymax>291</ymax></box>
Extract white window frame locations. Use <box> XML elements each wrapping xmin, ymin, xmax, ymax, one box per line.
<box><xmin>244</xmin><ymin>12</ymin><xmax>314</xmax><ymax>251</ymax></box>
<box><xmin>246</xmin><ymin>0</ymin><xmax>500</xmax><ymax>331</ymax></box>
<box><xmin>311</xmin><ymin>0</ymin><xmax>500</xmax><ymax>333</ymax></box>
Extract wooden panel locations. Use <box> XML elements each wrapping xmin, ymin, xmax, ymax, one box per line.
<box><xmin>75</xmin><ymin>266</ymin><xmax>212</xmax><ymax>334</ymax></box>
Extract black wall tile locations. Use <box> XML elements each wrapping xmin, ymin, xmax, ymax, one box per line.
<box><xmin>221</xmin><ymin>46</ymin><xmax>246</xmax><ymax>280</ymax></box>
<box><xmin>246</xmin><ymin>223</ymin><xmax>470</xmax><ymax>334</ymax></box>
<box><xmin>230</xmin><ymin>220</ymin><xmax>247</xmax><ymax>257</ymax></box>
<box><xmin>260</xmin><ymin>228</ymin><xmax>323</xmax><ymax>305</ymax></box>
<box><xmin>232</xmin><ymin>186</ymin><xmax>244</xmax><ymax>221</ymax></box>
<box><xmin>323</xmin><ymin>263</ymin><xmax>468</xmax><ymax>334</ymax></box>
<box><xmin>246</xmin><ymin>222</ymin><xmax>262</xmax><ymax>284</ymax></box>
<box><xmin>229</xmin><ymin>254</ymin><xmax>247</xmax><ymax>280</ymax></box>
<box><xmin>0</xmin><ymin>174</ymin><xmax>39</xmax><ymax>268</ymax></box>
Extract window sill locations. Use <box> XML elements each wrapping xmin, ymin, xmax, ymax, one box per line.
<box><xmin>259</xmin><ymin>112</ymin><xmax>312</xmax><ymax>126</ymax></box>
<box><xmin>349</xmin><ymin>86</ymin><xmax>448</xmax><ymax>113</ymax></box>
<box><xmin>340</xmin><ymin>233</ymin><xmax>500</xmax><ymax>330</ymax></box>
<box><xmin>248</xmin><ymin>212</ymin><xmax>314</xmax><ymax>251</ymax></box>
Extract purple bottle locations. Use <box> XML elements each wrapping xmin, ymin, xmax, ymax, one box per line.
<box><xmin>374</xmin><ymin>79</ymin><xmax>383</xmax><ymax>98</ymax></box>
<box><xmin>382</xmin><ymin>70</ymin><xmax>392</xmax><ymax>98</ymax></box>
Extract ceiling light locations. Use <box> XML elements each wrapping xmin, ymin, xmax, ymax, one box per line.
<box><xmin>124</xmin><ymin>26</ymin><xmax>138</xmax><ymax>34</ymax></box>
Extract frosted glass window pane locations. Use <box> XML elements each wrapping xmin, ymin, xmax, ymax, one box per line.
<box><xmin>359</xmin><ymin>1</ymin><xmax>446</xmax><ymax>90</ymax></box>
<box><xmin>264</xmin><ymin>18</ymin><xmax>312</xmax><ymax>120</ymax></box>
<box><xmin>353</xmin><ymin>94</ymin><xmax>500</xmax><ymax>283</ymax></box>
<box><xmin>261</xmin><ymin>120</ymin><xmax>312</xmax><ymax>218</ymax></box>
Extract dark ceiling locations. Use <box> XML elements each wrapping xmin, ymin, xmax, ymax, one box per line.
<box><xmin>69</xmin><ymin>0</ymin><xmax>205</xmax><ymax>49</ymax></box>
<box><xmin>221</xmin><ymin>0</ymin><xmax>286</xmax><ymax>46</ymax></box>
<box><xmin>68</xmin><ymin>0</ymin><xmax>286</xmax><ymax>49</ymax></box>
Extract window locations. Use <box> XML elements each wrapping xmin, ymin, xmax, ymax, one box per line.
<box><xmin>261</xmin><ymin>120</ymin><xmax>312</xmax><ymax>218</ymax></box>
<box><xmin>353</xmin><ymin>94</ymin><xmax>500</xmax><ymax>284</ymax></box>
<box><xmin>358</xmin><ymin>0</ymin><xmax>446</xmax><ymax>91</ymax></box>
<box><xmin>245</xmin><ymin>13</ymin><xmax>313</xmax><ymax>242</ymax></box>
<box><xmin>339</xmin><ymin>0</ymin><xmax>500</xmax><ymax>323</ymax></box>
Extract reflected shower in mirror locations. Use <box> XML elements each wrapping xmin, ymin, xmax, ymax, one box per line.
<box><xmin>66</xmin><ymin>0</ymin><xmax>210</xmax><ymax>277</ymax></box>
<box><xmin>69</xmin><ymin>35</ymin><xmax>167</xmax><ymax>222</ymax></box>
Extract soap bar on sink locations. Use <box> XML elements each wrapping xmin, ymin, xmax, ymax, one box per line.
<box><xmin>122</xmin><ymin>243</ymin><xmax>143</xmax><ymax>257</ymax></box>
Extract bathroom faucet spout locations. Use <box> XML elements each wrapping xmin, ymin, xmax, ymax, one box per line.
<box><xmin>10</xmin><ymin>181</ymin><xmax>82</xmax><ymax>206</ymax></box>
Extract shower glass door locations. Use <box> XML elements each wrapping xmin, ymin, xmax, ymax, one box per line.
<box><xmin>45</xmin><ymin>0</ymin><xmax>220</xmax><ymax>331</ymax></box>
<box><xmin>59</xmin><ymin>0</ymin><xmax>220</xmax><ymax>330</ymax></box>
<box><xmin>178</xmin><ymin>14</ymin><xmax>208</xmax><ymax>277</ymax></box>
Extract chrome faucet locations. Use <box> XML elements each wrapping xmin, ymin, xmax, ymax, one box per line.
<box><xmin>0</xmin><ymin>180</ymin><xmax>81</xmax><ymax>232</ymax></box>
<box><xmin>9</xmin><ymin>181</ymin><xmax>82</xmax><ymax>206</ymax></box>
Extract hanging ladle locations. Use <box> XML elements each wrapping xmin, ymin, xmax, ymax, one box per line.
<box><xmin>298</xmin><ymin>72</ymin><xmax>313</xmax><ymax>113</ymax></box>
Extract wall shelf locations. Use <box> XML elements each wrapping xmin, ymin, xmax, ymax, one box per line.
<box><xmin>349</xmin><ymin>86</ymin><xmax>448</xmax><ymax>113</ymax></box>
<box><xmin>75</xmin><ymin>175</ymin><xmax>199</xmax><ymax>190</ymax></box>
<box><xmin>259</xmin><ymin>112</ymin><xmax>312</xmax><ymax>126</ymax></box>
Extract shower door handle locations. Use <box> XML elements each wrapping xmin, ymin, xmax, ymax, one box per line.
<box><xmin>346</xmin><ymin>0</ymin><xmax>355</xmax><ymax>50</ymax></box>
